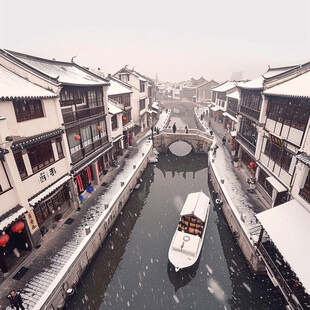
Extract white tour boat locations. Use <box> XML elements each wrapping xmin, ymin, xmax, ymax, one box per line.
<box><xmin>168</xmin><ymin>191</ymin><xmax>210</xmax><ymax>272</ymax></box>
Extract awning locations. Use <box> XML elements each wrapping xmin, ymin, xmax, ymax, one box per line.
<box><xmin>108</xmin><ymin>103</ymin><xmax>123</xmax><ymax>115</ymax></box>
<box><xmin>266</xmin><ymin>176</ymin><xmax>287</xmax><ymax>193</ymax></box>
<box><xmin>29</xmin><ymin>174</ymin><xmax>72</xmax><ymax>206</ymax></box>
<box><xmin>207</xmin><ymin>104</ymin><xmax>213</xmax><ymax>107</ymax></box>
<box><xmin>223</xmin><ymin>112</ymin><xmax>238</xmax><ymax>123</ymax></box>
<box><xmin>230</xmin><ymin>131</ymin><xmax>237</xmax><ymax>137</ymax></box>
<box><xmin>296</xmin><ymin>152</ymin><xmax>310</xmax><ymax>167</ymax></box>
<box><xmin>152</xmin><ymin>102</ymin><xmax>159</xmax><ymax>110</ymax></box>
<box><xmin>256</xmin><ymin>199</ymin><xmax>310</xmax><ymax>294</ymax></box>
<box><xmin>211</xmin><ymin>106</ymin><xmax>221</xmax><ymax>112</ymax></box>
<box><xmin>140</xmin><ymin>96</ymin><xmax>147</xmax><ymax>100</ymax></box>
<box><xmin>0</xmin><ymin>205</ymin><xmax>27</xmax><ymax>231</ymax></box>
<box><xmin>112</xmin><ymin>135</ymin><xmax>123</xmax><ymax>143</ymax></box>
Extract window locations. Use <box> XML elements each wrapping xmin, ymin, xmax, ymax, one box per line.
<box><xmin>257</xmin><ymin>169</ymin><xmax>273</xmax><ymax>196</ymax></box>
<box><xmin>111</xmin><ymin>115</ymin><xmax>118</xmax><ymax>130</ymax></box>
<box><xmin>80</xmin><ymin>125</ymin><xmax>92</xmax><ymax>148</ymax></box>
<box><xmin>14</xmin><ymin>152</ymin><xmax>28</xmax><ymax>180</ymax></box>
<box><xmin>99</xmin><ymin>120</ymin><xmax>107</xmax><ymax>138</ymax></box>
<box><xmin>267</xmin><ymin>97</ymin><xmax>310</xmax><ymax>131</ymax></box>
<box><xmin>140</xmin><ymin>81</ymin><xmax>145</xmax><ymax>92</ymax></box>
<box><xmin>239</xmin><ymin>118</ymin><xmax>257</xmax><ymax>146</ymax></box>
<box><xmin>299</xmin><ymin>170</ymin><xmax>310</xmax><ymax>203</ymax></box>
<box><xmin>67</xmin><ymin>131</ymin><xmax>81</xmax><ymax>154</ymax></box>
<box><xmin>28</xmin><ymin>141</ymin><xmax>55</xmax><ymax>172</ymax></box>
<box><xmin>239</xmin><ymin>90</ymin><xmax>262</xmax><ymax>120</ymax></box>
<box><xmin>56</xmin><ymin>138</ymin><xmax>64</xmax><ymax>159</ymax></box>
<box><xmin>13</xmin><ymin>99</ymin><xmax>44</xmax><ymax>122</ymax></box>
<box><xmin>91</xmin><ymin>123</ymin><xmax>100</xmax><ymax>141</ymax></box>
<box><xmin>139</xmin><ymin>99</ymin><xmax>146</xmax><ymax>111</ymax></box>
<box><xmin>0</xmin><ymin>160</ymin><xmax>11</xmax><ymax>191</ymax></box>
<box><xmin>264</xmin><ymin>139</ymin><xmax>292</xmax><ymax>172</ymax></box>
<box><xmin>87</xmin><ymin>90</ymin><xmax>97</xmax><ymax>107</ymax></box>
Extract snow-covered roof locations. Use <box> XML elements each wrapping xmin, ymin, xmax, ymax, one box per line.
<box><xmin>263</xmin><ymin>71</ymin><xmax>310</xmax><ymax>98</ymax></box>
<box><xmin>227</xmin><ymin>91</ymin><xmax>239</xmax><ymax>100</ymax></box>
<box><xmin>239</xmin><ymin>66</ymin><xmax>298</xmax><ymax>90</ymax></box>
<box><xmin>180</xmin><ymin>192</ymin><xmax>209</xmax><ymax>221</ymax></box>
<box><xmin>296</xmin><ymin>152</ymin><xmax>310</xmax><ymax>167</ymax></box>
<box><xmin>7</xmin><ymin>51</ymin><xmax>109</xmax><ymax>86</ymax></box>
<box><xmin>108</xmin><ymin>102</ymin><xmax>123</xmax><ymax>115</ymax></box>
<box><xmin>152</xmin><ymin>102</ymin><xmax>159</xmax><ymax>110</ymax></box>
<box><xmin>107</xmin><ymin>79</ymin><xmax>132</xmax><ymax>96</ymax></box>
<box><xmin>256</xmin><ymin>199</ymin><xmax>310</xmax><ymax>294</ymax></box>
<box><xmin>0</xmin><ymin>65</ymin><xmax>57</xmax><ymax>100</ymax></box>
<box><xmin>238</xmin><ymin>76</ymin><xmax>264</xmax><ymax>90</ymax></box>
<box><xmin>211</xmin><ymin>106</ymin><xmax>221</xmax><ymax>112</ymax></box>
<box><xmin>211</xmin><ymin>81</ymin><xmax>241</xmax><ymax>92</ymax></box>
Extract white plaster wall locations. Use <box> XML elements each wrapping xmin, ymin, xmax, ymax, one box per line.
<box><xmin>22</xmin><ymin>158</ymin><xmax>68</xmax><ymax>199</ymax></box>
<box><xmin>0</xmin><ymin>99</ymin><xmax>62</xmax><ymax>138</ymax></box>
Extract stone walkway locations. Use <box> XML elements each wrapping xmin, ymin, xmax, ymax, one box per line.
<box><xmin>0</xmin><ymin>135</ymin><xmax>153</xmax><ymax>310</ymax></box>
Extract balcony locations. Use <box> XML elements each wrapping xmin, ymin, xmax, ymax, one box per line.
<box><xmin>62</xmin><ymin>106</ymin><xmax>105</xmax><ymax>124</ymax></box>
<box><xmin>239</xmin><ymin>105</ymin><xmax>260</xmax><ymax>121</ymax></box>
<box><xmin>236</xmin><ymin>132</ymin><xmax>256</xmax><ymax>155</ymax></box>
<box><xmin>70</xmin><ymin>136</ymin><xmax>108</xmax><ymax>164</ymax></box>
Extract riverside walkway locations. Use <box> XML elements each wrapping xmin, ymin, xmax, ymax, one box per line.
<box><xmin>0</xmin><ymin>126</ymin><xmax>161</xmax><ymax>309</ymax></box>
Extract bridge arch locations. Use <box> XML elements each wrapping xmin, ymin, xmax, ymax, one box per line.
<box><xmin>153</xmin><ymin>129</ymin><xmax>213</xmax><ymax>154</ymax></box>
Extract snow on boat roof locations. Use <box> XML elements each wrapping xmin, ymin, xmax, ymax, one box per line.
<box><xmin>8</xmin><ymin>51</ymin><xmax>109</xmax><ymax>86</ymax></box>
<box><xmin>107</xmin><ymin>79</ymin><xmax>132</xmax><ymax>96</ymax></box>
<box><xmin>180</xmin><ymin>192</ymin><xmax>209</xmax><ymax>221</ymax></box>
<box><xmin>256</xmin><ymin>199</ymin><xmax>310</xmax><ymax>294</ymax></box>
<box><xmin>263</xmin><ymin>70</ymin><xmax>310</xmax><ymax>98</ymax></box>
<box><xmin>0</xmin><ymin>65</ymin><xmax>57</xmax><ymax>100</ymax></box>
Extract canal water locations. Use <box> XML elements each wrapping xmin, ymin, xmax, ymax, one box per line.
<box><xmin>65</xmin><ymin>150</ymin><xmax>285</xmax><ymax>309</ymax></box>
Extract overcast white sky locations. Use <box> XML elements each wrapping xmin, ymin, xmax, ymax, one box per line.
<box><xmin>1</xmin><ymin>0</ymin><xmax>310</xmax><ymax>82</ymax></box>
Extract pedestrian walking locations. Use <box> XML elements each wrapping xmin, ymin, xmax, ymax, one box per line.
<box><xmin>208</xmin><ymin>119</ymin><xmax>211</xmax><ymax>128</ymax></box>
<box><xmin>222</xmin><ymin>136</ymin><xmax>227</xmax><ymax>145</ymax></box>
<box><xmin>172</xmin><ymin>122</ymin><xmax>177</xmax><ymax>133</ymax></box>
<box><xmin>7</xmin><ymin>290</ymin><xmax>25</xmax><ymax>310</ymax></box>
<box><xmin>185</xmin><ymin>125</ymin><xmax>188</xmax><ymax>134</ymax></box>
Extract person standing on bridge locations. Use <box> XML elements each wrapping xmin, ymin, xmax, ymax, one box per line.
<box><xmin>173</xmin><ymin>123</ymin><xmax>177</xmax><ymax>133</ymax></box>
<box><xmin>185</xmin><ymin>125</ymin><xmax>188</xmax><ymax>134</ymax></box>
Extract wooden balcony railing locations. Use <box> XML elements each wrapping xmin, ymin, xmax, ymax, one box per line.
<box><xmin>62</xmin><ymin>106</ymin><xmax>105</xmax><ymax>124</ymax></box>
<box><xmin>239</xmin><ymin>105</ymin><xmax>260</xmax><ymax>120</ymax></box>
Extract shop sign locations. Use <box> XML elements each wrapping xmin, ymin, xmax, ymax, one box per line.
<box><xmin>269</xmin><ymin>133</ymin><xmax>284</xmax><ymax>149</ymax></box>
<box><xmin>37</xmin><ymin>167</ymin><xmax>57</xmax><ymax>184</ymax></box>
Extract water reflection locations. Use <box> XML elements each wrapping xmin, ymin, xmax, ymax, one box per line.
<box><xmin>65</xmin><ymin>152</ymin><xmax>285</xmax><ymax>310</ymax></box>
<box><xmin>167</xmin><ymin>256</ymin><xmax>200</xmax><ymax>292</ymax></box>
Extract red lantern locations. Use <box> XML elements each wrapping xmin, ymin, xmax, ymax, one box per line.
<box><xmin>249</xmin><ymin>162</ymin><xmax>256</xmax><ymax>168</ymax></box>
<box><xmin>122</xmin><ymin>117</ymin><xmax>127</xmax><ymax>121</ymax></box>
<box><xmin>74</xmin><ymin>134</ymin><xmax>81</xmax><ymax>141</ymax></box>
<box><xmin>0</xmin><ymin>234</ymin><xmax>9</xmax><ymax>247</ymax></box>
<box><xmin>11</xmin><ymin>221</ymin><xmax>25</xmax><ymax>233</ymax></box>
<box><xmin>97</xmin><ymin>125</ymin><xmax>102</xmax><ymax>131</ymax></box>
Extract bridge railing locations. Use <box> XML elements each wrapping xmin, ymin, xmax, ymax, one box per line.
<box><xmin>162</xmin><ymin>128</ymin><xmax>213</xmax><ymax>140</ymax></box>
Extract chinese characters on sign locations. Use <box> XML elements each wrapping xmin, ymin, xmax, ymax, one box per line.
<box><xmin>38</xmin><ymin>167</ymin><xmax>57</xmax><ymax>184</ymax></box>
<box><xmin>269</xmin><ymin>133</ymin><xmax>284</xmax><ymax>149</ymax></box>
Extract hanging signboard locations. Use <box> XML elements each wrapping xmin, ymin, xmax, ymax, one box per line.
<box><xmin>269</xmin><ymin>133</ymin><xmax>284</xmax><ymax>149</ymax></box>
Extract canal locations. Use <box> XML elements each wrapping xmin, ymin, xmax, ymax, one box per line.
<box><xmin>65</xmin><ymin>149</ymin><xmax>285</xmax><ymax>309</ymax></box>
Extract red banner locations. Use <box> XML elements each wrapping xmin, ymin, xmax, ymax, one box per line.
<box><xmin>76</xmin><ymin>174</ymin><xmax>84</xmax><ymax>192</ymax></box>
<box><xmin>86</xmin><ymin>167</ymin><xmax>92</xmax><ymax>183</ymax></box>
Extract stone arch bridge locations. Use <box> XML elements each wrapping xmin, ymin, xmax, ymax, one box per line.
<box><xmin>153</xmin><ymin>129</ymin><xmax>213</xmax><ymax>154</ymax></box>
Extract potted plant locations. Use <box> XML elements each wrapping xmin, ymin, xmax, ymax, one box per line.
<box><xmin>233</xmin><ymin>156</ymin><xmax>239</xmax><ymax>167</ymax></box>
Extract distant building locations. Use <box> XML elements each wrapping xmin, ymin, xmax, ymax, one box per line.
<box><xmin>181</xmin><ymin>77</ymin><xmax>206</xmax><ymax>101</ymax></box>
<box><xmin>196</xmin><ymin>80</ymin><xmax>219</xmax><ymax>104</ymax></box>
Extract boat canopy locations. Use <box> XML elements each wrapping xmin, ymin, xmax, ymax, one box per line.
<box><xmin>180</xmin><ymin>192</ymin><xmax>210</xmax><ymax>221</ymax></box>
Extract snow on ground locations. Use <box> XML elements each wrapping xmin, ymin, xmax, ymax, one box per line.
<box><xmin>23</xmin><ymin>108</ymin><xmax>171</xmax><ymax>309</ymax></box>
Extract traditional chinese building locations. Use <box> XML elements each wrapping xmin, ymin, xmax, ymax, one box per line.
<box><xmin>195</xmin><ymin>80</ymin><xmax>219</xmax><ymax>104</ymax></box>
<box><xmin>114</xmin><ymin>67</ymin><xmax>151</xmax><ymax>136</ymax></box>
<box><xmin>0</xmin><ymin>64</ymin><xmax>72</xmax><ymax>274</ymax></box>
<box><xmin>0</xmin><ymin>49</ymin><xmax>112</xmax><ymax>214</ymax></box>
